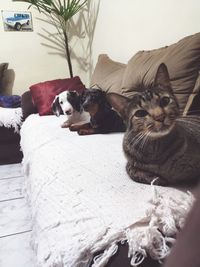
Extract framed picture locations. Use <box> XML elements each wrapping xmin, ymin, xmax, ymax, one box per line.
<box><xmin>1</xmin><ymin>10</ymin><xmax>33</xmax><ymax>31</ymax></box>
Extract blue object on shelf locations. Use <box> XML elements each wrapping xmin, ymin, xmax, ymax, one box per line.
<box><xmin>0</xmin><ymin>95</ymin><xmax>21</xmax><ymax>108</ymax></box>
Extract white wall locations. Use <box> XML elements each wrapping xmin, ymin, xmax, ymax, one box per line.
<box><xmin>1</xmin><ymin>0</ymin><xmax>200</xmax><ymax>95</ymax></box>
<box><xmin>91</xmin><ymin>0</ymin><xmax>200</xmax><ymax>70</ymax></box>
<box><xmin>0</xmin><ymin>0</ymin><xmax>90</xmax><ymax>95</ymax></box>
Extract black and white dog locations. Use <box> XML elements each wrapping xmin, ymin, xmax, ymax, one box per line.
<box><xmin>52</xmin><ymin>90</ymin><xmax>89</xmax><ymax>128</ymax></box>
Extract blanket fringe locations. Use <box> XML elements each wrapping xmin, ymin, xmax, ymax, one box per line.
<box><xmin>91</xmin><ymin>243</ymin><xmax>119</xmax><ymax>267</ymax></box>
<box><xmin>127</xmin><ymin>187</ymin><xmax>194</xmax><ymax>266</ymax></box>
<box><xmin>0</xmin><ymin>107</ymin><xmax>22</xmax><ymax>133</ymax></box>
<box><xmin>91</xmin><ymin>186</ymin><xmax>194</xmax><ymax>267</ymax></box>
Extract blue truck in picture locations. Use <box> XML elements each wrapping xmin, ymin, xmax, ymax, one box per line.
<box><xmin>5</xmin><ymin>13</ymin><xmax>30</xmax><ymax>31</ymax></box>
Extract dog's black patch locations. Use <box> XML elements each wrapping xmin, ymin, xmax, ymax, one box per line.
<box><xmin>67</xmin><ymin>91</ymin><xmax>81</xmax><ymax>112</ymax></box>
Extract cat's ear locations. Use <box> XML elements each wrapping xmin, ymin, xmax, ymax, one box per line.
<box><xmin>106</xmin><ymin>93</ymin><xmax>129</xmax><ymax>118</ymax></box>
<box><xmin>154</xmin><ymin>63</ymin><xmax>172</xmax><ymax>92</ymax></box>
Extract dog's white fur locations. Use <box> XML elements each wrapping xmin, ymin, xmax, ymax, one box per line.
<box><xmin>52</xmin><ymin>91</ymin><xmax>89</xmax><ymax>128</ymax></box>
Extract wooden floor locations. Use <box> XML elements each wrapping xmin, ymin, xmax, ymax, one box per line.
<box><xmin>0</xmin><ymin>163</ymin><xmax>35</xmax><ymax>267</ymax></box>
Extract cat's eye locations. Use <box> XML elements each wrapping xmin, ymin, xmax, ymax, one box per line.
<box><xmin>134</xmin><ymin>110</ymin><xmax>148</xmax><ymax>117</ymax></box>
<box><xmin>160</xmin><ymin>96</ymin><xmax>170</xmax><ymax>107</ymax></box>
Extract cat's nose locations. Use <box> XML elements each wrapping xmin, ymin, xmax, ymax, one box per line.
<box><xmin>154</xmin><ymin>113</ymin><xmax>165</xmax><ymax>122</ymax></box>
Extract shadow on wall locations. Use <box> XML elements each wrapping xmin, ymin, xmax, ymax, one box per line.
<box><xmin>36</xmin><ymin>0</ymin><xmax>100</xmax><ymax>79</ymax></box>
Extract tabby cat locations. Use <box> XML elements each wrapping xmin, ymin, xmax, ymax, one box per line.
<box><xmin>107</xmin><ymin>63</ymin><xmax>200</xmax><ymax>186</ymax></box>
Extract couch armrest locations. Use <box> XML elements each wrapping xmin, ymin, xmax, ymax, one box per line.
<box><xmin>21</xmin><ymin>91</ymin><xmax>38</xmax><ymax>120</ymax></box>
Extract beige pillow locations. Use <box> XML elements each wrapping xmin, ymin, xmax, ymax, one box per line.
<box><xmin>122</xmin><ymin>33</ymin><xmax>200</xmax><ymax>113</ymax></box>
<box><xmin>90</xmin><ymin>54</ymin><xmax>126</xmax><ymax>94</ymax></box>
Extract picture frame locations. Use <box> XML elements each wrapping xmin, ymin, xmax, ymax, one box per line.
<box><xmin>1</xmin><ymin>10</ymin><xmax>33</xmax><ymax>32</ymax></box>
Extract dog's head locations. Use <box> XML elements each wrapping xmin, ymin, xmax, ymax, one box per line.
<box><xmin>81</xmin><ymin>88</ymin><xmax>110</xmax><ymax>116</ymax></box>
<box><xmin>52</xmin><ymin>91</ymin><xmax>81</xmax><ymax>117</ymax></box>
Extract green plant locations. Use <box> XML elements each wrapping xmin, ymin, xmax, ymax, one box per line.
<box><xmin>13</xmin><ymin>0</ymin><xmax>88</xmax><ymax>78</ymax></box>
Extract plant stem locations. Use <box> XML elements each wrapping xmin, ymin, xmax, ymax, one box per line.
<box><xmin>63</xmin><ymin>30</ymin><xmax>73</xmax><ymax>78</ymax></box>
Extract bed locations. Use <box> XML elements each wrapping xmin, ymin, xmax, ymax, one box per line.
<box><xmin>20</xmin><ymin>32</ymin><xmax>200</xmax><ymax>266</ymax></box>
<box><xmin>20</xmin><ymin>114</ymin><xmax>193</xmax><ymax>267</ymax></box>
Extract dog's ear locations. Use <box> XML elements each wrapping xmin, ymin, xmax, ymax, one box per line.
<box><xmin>68</xmin><ymin>90</ymin><xmax>79</xmax><ymax>97</ymax></box>
<box><xmin>51</xmin><ymin>96</ymin><xmax>62</xmax><ymax>117</ymax></box>
<box><xmin>106</xmin><ymin>93</ymin><xmax>129</xmax><ymax>119</ymax></box>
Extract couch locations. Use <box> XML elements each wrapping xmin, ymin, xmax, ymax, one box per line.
<box><xmin>0</xmin><ymin>125</ymin><xmax>22</xmax><ymax>165</ymax></box>
<box><xmin>0</xmin><ymin>63</ymin><xmax>23</xmax><ymax>165</ymax></box>
<box><xmin>20</xmin><ymin>32</ymin><xmax>200</xmax><ymax>267</ymax></box>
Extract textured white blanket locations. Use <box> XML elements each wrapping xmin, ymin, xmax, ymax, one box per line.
<box><xmin>20</xmin><ymin>114</ymin><xmax>194</xmax><ymax>267</ymax></box>
<box><xmin>0</xmin><ymin>107</ymin><xmax>22</xmax><ymax>133</ymax></box>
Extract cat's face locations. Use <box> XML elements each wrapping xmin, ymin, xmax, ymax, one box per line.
<box><xmin>107</xmin><ymin>63</ymin><xmax>180</xmax><ymax>138</ymax></box>
<box><xmin>125</xmin><ymin>88</ymin><xmax>179</xmax><ymax>136</ymax></box>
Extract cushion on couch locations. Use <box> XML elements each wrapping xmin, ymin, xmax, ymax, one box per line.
<box><xmin>21</xmin><ymin>91</ymin><xmax>38</xmax><ymax>119</ymax></box>
<box><xmin>30</xmin><ymin>76</ymin><xmax>86</xmax><ymax>116</ymax></box>
<box><xmin>1</xmin><ymin>69</ymin><xmax>15</xmax><ymax>95</ymax></box>
<box><xmin>91</xmin><ymin>33</ymin><xmax>200</xmax><ymax>114</ymax></box>
<box><xmin>121</xmin><ymin>32</ymin><xmax>200</xmax><ymax>113</ymax></box>
<box><xmin>90</xmin><ymin>54</ymin><xmax>126</xmax><ymax>94</ymax></box>
<box><xmin>0</xmin><ymin>63</ymin><xmax>9</xmax><ymax>92</ymax></box>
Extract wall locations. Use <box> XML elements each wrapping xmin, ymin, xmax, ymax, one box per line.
<box><xmin>0</xmin><ymin>0</ymin><xmax>90</xmax><ymax>95</ymax></box>
<box><xmin>1</xmin><ymin>0</ymin><xmax>200</xmax><ymax>95</ymax></box>
<box><xmin>91</xmin><ymin>0</ymin><xmax>200</xmax><ymax>71</ymax></box>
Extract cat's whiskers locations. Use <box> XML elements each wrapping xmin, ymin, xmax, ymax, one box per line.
<box><xmin>144</xmin><ymin>123</ymin><xmax>174</xmax><ymax>138</ymax></box>
<box><xmin>180</xmin><ymin>115</ymin><xmax>200</xmax><ymax>120</ymax></box>
<box><xmin>130</xmin><ymin>129</ymin><xmax>152</xmax><ymax>153</ymax></box>
<box><xmin>139</xmin><ymin>130</ymin><xmax>152</xmax><ymax>152</ymax></box>
<box><xmin>128</xmin><ymin>132</ymin><xmax>142</xmax><ymax>147</ymax></box>
<box><xmin>130</xmin><ymin>131</ymin><xmax>147</xmax><ymax>148</ymax></box>
<box><xmin>177</xmin><ymin>116</ymin><xmax>200</xmax><ymax>126</ymax></box>
<box><xmin>132</xmin><ymin>133</ymin><xmax>146</xmax><ymax>147</ymax></box>
<box><xmin>176</xmin><ymin>117</ymin><xmax>200</xmax><ymax>134</ymax></box>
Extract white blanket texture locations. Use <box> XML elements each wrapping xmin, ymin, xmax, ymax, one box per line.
<box><xmin>20</xmin><ymin>114</ymin><xmax>194</xmax><ymax>267</ymax></box>
<box><xmin>0</xmin><ymin>107</ymin><xmax>22</xmax><ymax>133</ymax></box>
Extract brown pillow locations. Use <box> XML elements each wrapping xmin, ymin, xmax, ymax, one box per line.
<box><xmin>90</xmin><ymin>54</ymin><xmax>126</xmax><ymax>94</ymax></box>
<box><xmin>122</xmin><ymin>33</ymin><xmax>200</xmax><ymax>113</ymax></box>
<box><xmin>0</xmin><ymin>63</ymin><xmax>9</xmax><ymax>91</ymax></box>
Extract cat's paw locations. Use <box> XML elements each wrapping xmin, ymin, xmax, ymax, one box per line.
<box><xmin>151</xmin><ymin>177</ymin><xmax>168</xmax><ymax>186</ymax></box>
<box><xmin>126</xmin><ymin>162</ymin><xmax>168</xmax><ymax>186</ymax></box>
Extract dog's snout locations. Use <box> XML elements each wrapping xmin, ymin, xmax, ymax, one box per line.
<box><xmin>65</xmin><ymin>109</ymin><xmax>72</xmax><ymax>115</ymax></box>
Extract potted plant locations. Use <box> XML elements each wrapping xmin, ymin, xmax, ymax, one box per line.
<box><xmin>13</xmin><ymin>0</ymin><xmax>88</xmax><ymax>78</ymax></box>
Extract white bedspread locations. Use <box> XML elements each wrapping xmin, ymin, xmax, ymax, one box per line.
<box><xmin>20</xmin><ymin>114</ymin><xmax>194</xmax><ymax>267</ymax></box>
<box><xmin>0</xmin><ymin>107</ymin><xmax>22</xmax><ymax>133</ymax></box>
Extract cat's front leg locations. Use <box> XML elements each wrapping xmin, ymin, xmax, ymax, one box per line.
<box><xmin>126</xmin><ymin>162</ymin><xmax>168</xmax><ymax>186</ymax></box>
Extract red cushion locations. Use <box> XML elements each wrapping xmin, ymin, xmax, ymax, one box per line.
<box><xmin>30</xmin><ymin>76</ymin><xmax>85</xmax><ymax>116</ymax></box>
